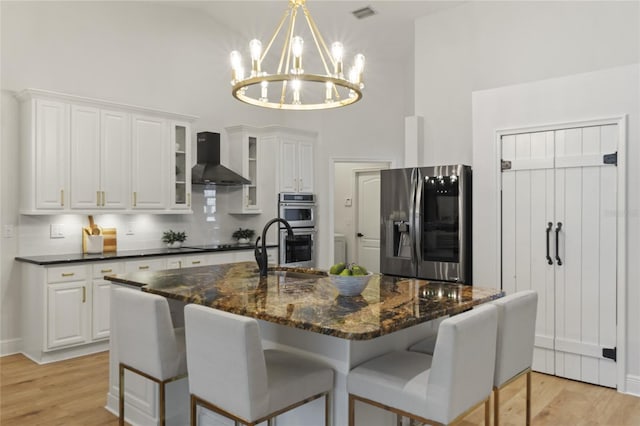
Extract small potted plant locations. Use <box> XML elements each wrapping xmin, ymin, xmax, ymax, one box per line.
<box><xmin>162</xmin><ymin>230</ymin><xmax>187</xmax><ymax>249</ymax></box>
<box><xmin>232</xmin><ymin>228</ymin><xmax>255</xmax><ymax>244</ymax></box>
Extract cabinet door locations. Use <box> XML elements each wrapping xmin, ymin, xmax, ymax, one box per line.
<box><xmin>70</xmin><ymin>104</ymin><xmax>101</xmax><ymax>209</ymax></box>
<box><xmin>92</xmin><ymin>279</ymin><xmax>111</xmax><ymax>340</ymax></box>
<box><xmin>101</xmin><ymin>109</ymin><xmax>130</xmax><ymax>209</ymax></box>
<box><xmin>297</xmin><ymin>140</ymin><xmax>314</xmax><ymax>192</ymax></box>
<box><xmin>170</xmin><ymin>122</ymin><xmax>191</xmax><ymax>210</ymax></box>
<box><xmin>131</xmin><ymin>115</ymin><xmax>168</xmax><ymax>209</ymax></box>
<box><xmin>280</xmin><ymin>137</ymin><xmax>298</xmax><ymax>192</ymax></box>
<box><xmin>47</xmin><ymin>282</ymin><xmax>89</xmax><ymax>349</ymax></box>
<box><xmin>35</xmin><ymin>99</ymin><xmax>69</xmax><ymax>209</ymax></box>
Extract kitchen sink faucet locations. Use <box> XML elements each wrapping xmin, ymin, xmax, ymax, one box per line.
<box><xmin>255</xmin><ymin>218</ymin><xmax>293</xmax><ymax>277</ymax></box>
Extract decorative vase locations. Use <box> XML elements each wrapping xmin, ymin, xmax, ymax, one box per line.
<box><xmin>167</xmin><ymin>241</ymin><xmax>182</xmax><ymax>249</ymax></box>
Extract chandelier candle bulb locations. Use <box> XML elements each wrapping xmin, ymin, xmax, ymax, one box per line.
<box><xmin>249</xmin><ymin>39</ymin><xmax>262</xmax><ymax>76</ymax></box>
<box><xmin>229</xmin><ymin>0</ymin><xmax>364</xmax><ymax>110</ymax></box>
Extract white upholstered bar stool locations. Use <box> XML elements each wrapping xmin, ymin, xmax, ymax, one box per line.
<box><xmin>491</xmin><ymin>290</ymin><xmax>538</xmax><ymax>426</ymax></box>
<box><xmin>347</xmin><ymin>304</ymin><xmax>498</xmax><ymax>426</ymax></box>
<box><xmin>184</xmin><ymin>304</ymin><xmax>334</xmax><ymax>426</ymax></box>
<box><xmin>113</xmin><ymin>287</ymin><xmax>188</xmax><ymax>426</ymax></box>
<box><xmin>409</xmin><ymin>291</ymin><xmax>538</xmax><ymax>426</ymax></box>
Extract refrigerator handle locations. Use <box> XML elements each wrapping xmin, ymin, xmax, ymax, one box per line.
<box><xmin>413</xmin><ymin>169</ymin><xmax>423</xmax><ymax>270</ymax></box>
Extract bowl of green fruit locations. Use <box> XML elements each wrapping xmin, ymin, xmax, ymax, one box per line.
<box><xmin>328</xmin><ymin>262</ymin><xmax>373</xmax><ymax>296</ymax></box>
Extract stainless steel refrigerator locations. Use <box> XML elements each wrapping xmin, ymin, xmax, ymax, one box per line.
<box><xmin>380</xmin><ymin>165</ymin><xmax>472</xmax><ymax>283</ymax></box>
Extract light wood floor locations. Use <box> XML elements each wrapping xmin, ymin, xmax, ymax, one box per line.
<box><xmin>1</xmin><ymin>351</ymin><xmax>639</xmax><ymax>425</ymax></box>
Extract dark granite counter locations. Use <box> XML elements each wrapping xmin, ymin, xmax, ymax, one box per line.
<box><xmin>106</xmin><ymin>261</ymin><xmax>504</xmax><ymax>340</ymax></box>
<box><xmin>15</xmin><ymin>244</ymin><xmax>276</xmax><ymax>266</ymax></box>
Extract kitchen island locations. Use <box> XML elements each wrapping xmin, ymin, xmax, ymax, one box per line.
<box><xmin>105</xmin><ymin>262</ymin><xmax>503</xmax><ymax>426</ymax></box>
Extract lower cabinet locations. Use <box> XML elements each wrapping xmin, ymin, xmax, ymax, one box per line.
<box><xmin>47</xmin><ymin>280</ymin><xmax>90</xmax><ymax>349</ymax></box>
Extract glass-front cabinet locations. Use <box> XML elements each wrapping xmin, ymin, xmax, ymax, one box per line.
<box><xmin>227</xmin><ymin>125</ymin><xmax>262</xmax><ymax>214</ymax></box>
<box><xmin>171</xmin><ymin>121</ymin><xmax>191</xmax><ymax>210</ymax></box>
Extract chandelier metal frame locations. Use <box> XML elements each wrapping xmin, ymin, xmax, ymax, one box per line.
<box><xmin>230</xmin><ymin>0</ymin><xmax>364</xmax><ymax>110</ymax></box>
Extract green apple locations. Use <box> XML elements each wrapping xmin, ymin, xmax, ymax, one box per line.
<box><xmin>329</xmin><ymin>262</ymin><xmax>346</xmax><ymax>275</ymax></box>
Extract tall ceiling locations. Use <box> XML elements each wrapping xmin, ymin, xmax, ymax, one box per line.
<box><xmin>174</xmin><ymin>1</ymin><xmax>464</xmax><ymax>64</ymax></box>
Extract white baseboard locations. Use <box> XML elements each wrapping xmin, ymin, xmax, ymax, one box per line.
<box><xmin>1</xmin><ymin>337</ymin><xmax>22</xmax><ymax>356</ymax></box>
<box><xmin>625</xmin><ymin>374</ymin><xmax>640</xmax><ymax>397</ymax></box>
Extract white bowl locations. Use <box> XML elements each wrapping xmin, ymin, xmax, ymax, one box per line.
<box><xmin>329</xmin><ymin>272</ymin><xmax>373</xmax><ymax>296</ymax></box>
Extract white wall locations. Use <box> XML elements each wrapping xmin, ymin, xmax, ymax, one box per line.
<box><xmin>414</xmin><ymin>0</ymin><xmax>640</xmax><ymax>166</ymax></box>
<box><xmin>0</xmin><ymin>1</ymin><xmax>408</xmax><ymax>352</ymax></box>
<box><xmin>414</xmin><ymin>1</ymin><xmax>639</xmax><ymax>393</ymax></box>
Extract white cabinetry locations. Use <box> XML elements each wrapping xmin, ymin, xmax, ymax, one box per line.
<box><xmin>277</xmin><ymin>128</ymin><xmax>315</xmax><ymax>193</ymax></box>
<box><xmin>46</xmin><ymin>265</ymin><xmax>90</xmax><ymax>349</ymax></box>
<box><xmin>171</xmin><ymin>122</ymin><xmax>192</xmax><ymax>210</ymax></box>
<box><xmin>131</xmin><ymin>114</ymin><xmax>168</xmax><ymax>210</ymax></box>
<box><xmin>17</xmin><ymin>89</ymin><xmax>196</xmax><ymax>214</ymax></box>
<box><xmin>166</xmin><ymin>254</ymin><xmax>209</xmax><ymax>269</ymax></box>
<box><xmin>227</xmin><ymin>125</ymin><xmax>262</xmax><ymax>213</ymax></box>
<box><xmin>91</xmin><ymin>262</ymin><xmax>123</xmax><ymax>340</ymax></box>
<box><xmin>70</xmin><ymin>105</ymin><xmax>129</xmax><ymax>209</ymax></box>
<box><xmin>20</xmin><ymin>97</ymin><xmax>69</xmax><ymax>211</ymax></box>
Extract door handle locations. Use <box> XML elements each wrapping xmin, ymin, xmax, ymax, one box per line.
<box><xmin>357</xmin><ymin>232</ymin><xmax>364</xmax><ymax>237</ymax></box>
<box><xmin>555</xmin><ymin>222</ymin><xmax>563</xmax><ymax>266</ymax></box>
<box><xmin>546</xmin><ymin>222</ymin><xmax>553</xmax><ymax>265</ymax></box>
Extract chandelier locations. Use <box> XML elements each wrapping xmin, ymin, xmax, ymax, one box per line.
<box><xmin>229</xmin><ymin>0</ymin><xmax>365</xmax><ymax>110</ymax></box>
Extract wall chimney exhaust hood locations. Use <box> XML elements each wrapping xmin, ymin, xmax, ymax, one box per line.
<box><xmin>191</xmin><ymin>132</ymin><xmax>251</xmax><ymax>186</ymax></box>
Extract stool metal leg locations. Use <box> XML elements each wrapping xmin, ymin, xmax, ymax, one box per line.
<box><xmin>119</xmin><ymin>363</ymin><xmax>125</xmax><ymax>426</ymax></box>
<box><xmin>159</xmin><ymin>381</ymin><xmax>166</xmax><ymax>426</ymax></box>
<box><xmin>526</xmin><ymin>370</ymin><xmax>532</xmax><ymax>425</ymax></box>
<box><xmin>494</xmin><ymin>386</ymin><xmax>500</xmax><ymax>426</ymax></box>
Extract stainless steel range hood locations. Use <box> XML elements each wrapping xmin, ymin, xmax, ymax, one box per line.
<box><xmin>191</xmin><ymin>132</ymin><xmax>251</xmax><ymax>186</ymax></box>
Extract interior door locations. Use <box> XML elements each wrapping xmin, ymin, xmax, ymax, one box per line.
<box><xmin>356</xmin><ymin>170</ymin><xmax>381</xmax><ymax>273</ymax></box>
<box><xmin>501</xmin><ymin>124</ymin><xmax>617</xmax><ymax>388</ymax></box>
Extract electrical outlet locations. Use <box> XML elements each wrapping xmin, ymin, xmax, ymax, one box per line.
<box><xmin>3</xmin><ymin>225</ymin><xmax>14</xmax><ymax>238</ymax></box>
<box><xmin>126</xmin><ymin>222</ymin><xmax>135</xmax><ymax>236</ymax></box>
<box><xmin>50</xmin><ymin>224</ymin><xmax>65</xmax><ymax>239</ymax></box>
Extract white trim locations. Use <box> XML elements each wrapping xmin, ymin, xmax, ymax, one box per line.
<box><xmin>328</xmin><ymin>158</ymin><xmax>395</xmax><ymax>266</ymax></box>
<box><xmin>625</xmin><ymin>375</ymin><xmax>640</xmax><ymax>397</ymax></box>
<box><xmin>0</xmin><ymin>338</ymin><xmax>22</xmax><ymax>357</ymax></box>
<box><xmin>495</xmin><ymin>115</ymin><xmax>627</xmax><ymax>393</ymax></box>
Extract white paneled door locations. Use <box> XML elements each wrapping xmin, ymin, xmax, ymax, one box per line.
<box><xmin>501</xmin><ymin>124</ymin><xmax>617</xmax><ymax>388</ymax></box>
<box><xmin>356</xmin><ymin>170</ymin><xmax>381</xmax><ymax>273</ymax></box>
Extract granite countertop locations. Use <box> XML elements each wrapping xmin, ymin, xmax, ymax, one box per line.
<box><xmin>15</xmin><ymin>244</ymin><xmax>276</xmax><ymax>266</ymax></box>
<box><xmin>106</xmin><ymin>261</ymin><xmax>504</xmax><ymax>340</ymax></box>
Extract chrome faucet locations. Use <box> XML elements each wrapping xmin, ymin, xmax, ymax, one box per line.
<box><xmin>255</xmin><ymin>218</ymin><xmax>294</xmax><ymax>277</ymax></box>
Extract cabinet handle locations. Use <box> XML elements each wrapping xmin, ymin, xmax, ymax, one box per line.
<box><xmin>545</xmin><ymin>222</ymin><xmax>553</xmax><ymax>265</ymax></box>
<box><xmin>138</xmin><ymin>265</ymin><xmax>149</xmax><ymax>270</ymax></box>
<box><xmin>192</xmin><ymin>260</ymin><xmax>201</xmax><ymax>265</ymax></box>
<box><xmin>133</xmin><ymin>192</ymin><xmax>137</xmax><ymax>207</ymax></box>
<box><xmin>555</xmin><ymin>222</ymin><xmax>563</xmax><ymax>266</ymax></box>
<box><xmin>299</xmin><ymin>178</ymin><xmax>303</xmax><ymax>190</ymax></box>
<box><xmin>187</xmin><ymin>193</ymin><xmax>191</xmax><ymax>207</ymax></box>
<box><xmin>101</xmin><ymin>191</ymin><xmax>106</xmax><ymax>207</ymax></box>
<box><xmin>82</xmin><ymin>286</ymin><xmax>86</xmax><ymax>303</ymax></box>
<box><xmin>60</xmin><ymin>189</ymin><xmax>64</xmax><ymax>207</ymax></box>
<box><xmin>97</xmin><ymin>190</ymin><xmax>101</xmax><ymax>207</ymax></box>
<box><xmin>100</xmin><ymin>268</ymin><xmax>113</xmax><ymax>273</ymax></box>
<box><xmin>61</xmin><ymin>272</ymin><xmax>75</xmax><ymax>277</ymax></box>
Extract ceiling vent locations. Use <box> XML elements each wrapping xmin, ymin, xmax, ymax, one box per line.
<box><xmin>352</xmin><ymin>6</ymin><xmax>376</xmax><ymax>20</ymax></box>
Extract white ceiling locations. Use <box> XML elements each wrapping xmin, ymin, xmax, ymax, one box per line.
<box><xmin>174</xmin><ymin>1</ymin><xmax>465</xmax><ymax>63</ymax></box>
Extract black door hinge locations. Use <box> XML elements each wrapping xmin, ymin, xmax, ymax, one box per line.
<box><xmin>603</xmin><ymin>347</ymin><xmax>617</xmax><ymax>362</ymax></box>
<box><xmin>603</xmin><ymin>152</ymin><xmax>618</xmax><ymax>166</ymax></box>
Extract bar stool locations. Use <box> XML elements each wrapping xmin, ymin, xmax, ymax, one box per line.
<box><xmin>113</xmin><ymin>287</ymin><xmax>188</xmax><ymax>426</ymax></box>
<box><xmin>491</xmin><ymin>290</ymin><xmax>538</xmax><ymax>426</ymax></box>
<box><xmin>410</xmin><ymin>291</ymin><xmax>538</xmax><ymax>426</ymax></box>
<box><xmin>347</xmin><ymin>304</ymin><xmax>498</xmax><ymax>426</ymax></box>
<box><xmin>184</xmin><ymin>304</ymin><xmax>334</xmax><ymax>426</ymax></box>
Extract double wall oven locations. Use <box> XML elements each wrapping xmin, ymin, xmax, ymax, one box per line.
<box><xmin>278</xmin><ymin>193</ymin><xmax>316</xmax><ymax>267</ymax></box>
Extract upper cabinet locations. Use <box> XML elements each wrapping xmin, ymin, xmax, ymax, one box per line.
<box><xmin>69</xmin><ymin>106</ymin><xmax>129</xmax><ymax>210</ymax></box>
<box><xmin>227</xmin><ymin>125</ymin><xmax>262</xmax><ymax>214</ymax></box>
<box><xmin>276</xmin><ymin>128</ymin><xmax>316</xmax><ymax>193</ymax></box>
<box><xmin>171</xmin><ymin>121</ymin><xmax>192</xmax><ymax>210</ymax></box>
<box><xmin>17</xmin><ymin>89</ymin><xmax>197</xmax><ymax>214</ymax></box>
<box><xmin>131</xmin><ymin>114</ymin><xmax>168</xmax><ymax>210</ymax></box>
<box><xmin>20</xmin><ymin>98</ymin><xmax>69</xmax><ymax>210</ymax></box>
